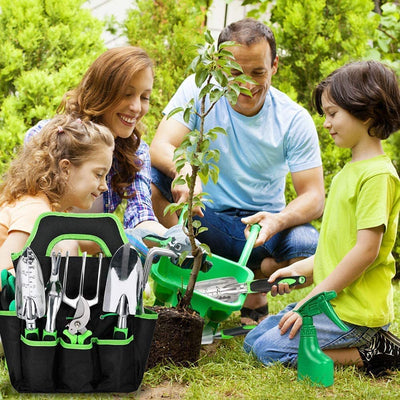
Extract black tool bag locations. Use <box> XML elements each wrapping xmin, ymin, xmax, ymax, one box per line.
<box><xmin>0</xmin><ymin>212</ymin><xmax>157</xmax><ymax>393</ymax></box>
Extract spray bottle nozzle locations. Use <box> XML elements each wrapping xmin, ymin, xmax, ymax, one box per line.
<box><xmin>295</xmin><ymin>291</ymin><xmax>349</xmax><ymax>332</ymax></box>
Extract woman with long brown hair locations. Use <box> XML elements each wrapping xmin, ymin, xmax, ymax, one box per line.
<box><xmin>26</xmin><ymin>46</ymin><xmax>166</xmax><ymax>236</ymax></box>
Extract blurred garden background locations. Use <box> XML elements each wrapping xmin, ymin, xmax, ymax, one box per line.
<box><xmin>0</xmin><ymin>0</ymin><xmax>398</xmax><ymax>263</ymax></box>
<box><xmin>0</xmin><ymin>1</ymin><xmax>400</xmax><ymax>398</ymax></box>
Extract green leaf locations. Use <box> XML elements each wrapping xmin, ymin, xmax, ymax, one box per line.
<box><xmin>209</xmin><ymin>88</ymin><xmax>224</xmax><ymax>103</ymax></box>
<box><xmin>213</xmin><ymin>69</ymin><xmax>228</xmax><ymax>87</ymax></box>
<box><xmin>210</xmin><ymin>126</ymin><xmax>227</xmax><ymax>135</ymax></box>
<box><xmin>172</xmin><ymin>176</ymin><xmax>185</xmax><ymax>187</ymax></box>
<box><xmin>188</xmin><ymin>55</ymin><xmax>200</xmax><ymax>72</ymax></box>
<box><xmin>239</xmin><ymin>87</ymin><xmax>252</xmax><ymax>97</ymax></box>
<box><xmin>183</xmin><ymin>107</ymin><xmax>192</xmax><ymax>123</ymax></box>
<box><xmin>218</xmin><ymin>49</ymin><xmax>234</xmax><ymax>59</ymax></box>
<box><xmin>218</xmin><ymin>41</ymin><xmax>236</xmax><ymax>50</ymax></box>
<box><xmin>167</xmin><ymin>107</ymin><xmax>184</xmax><ymax>119</ymax></box>
<box><xmin>195</xmin><ymin>68</ymin><xmax>208</xmax><ymax>87</ymax></box>
<box><xmin>178</xmin><ymin>251</ymin><xmax>190</xmax><ymax>266</ymax></box>
<box><xmin>197</xmin><ymin>227</ymin><xmax>208</xmax><ymax>234</ymax></box>
<box><xmin>205</xmin><ymin>30</ymin><xmax>214</xmax><ymax>44</ymax></box>
<box><xmin>199</xmin><ymin>83</ymin><xmax>214</xmax><ymax>99</ymax></box>
<box><xmin>225</xmin><ymin>90</ymin><xmax>239</xmax><ymax>105</ymax></box>
<box><xmin>174</xmin><ymin>158</ymin><xmax>186</xmax><ymax>173</ymax></box>
<box><xmin>192</xmin><ymin>219</ymin><xmax>201</xmax><ymax>229</ymax></box>
<box><xmin>163</xmin><ymin>202</ymin><xmax>182</xmax><ymax>217</ymax></box>
<box><xmin>210</xmin><ymin>167</ymin><xmax>219</xmax><ymax>184</ymax></box>
<box><xmin>199</xmin><ymin>242</ymin><xmax>211</xmax><ymax>256</ymax></box>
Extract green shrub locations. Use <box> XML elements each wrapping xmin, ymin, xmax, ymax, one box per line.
<box><xmin>0</xmin><ymin>0</ymin><xmax>106</xmax><ymax>174</ymax></box>
<box><xmin>123</xmin><ymin>0</ymin><xmax>210</xmax><ymax>143</ymax></box>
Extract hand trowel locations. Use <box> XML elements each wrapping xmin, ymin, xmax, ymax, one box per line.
<box><xmin>195</xmin><ymin>276</ymin><xmax>306</xmax><ymax>302</ymax></box>
<box><xmin>15</xmin><ymin>247</ymin><xmax>46</xmax><ymax>340</ymax></box>
<box><xmin>103</xmin><ymin>243</ymin><xmax>142</xmax><ymax>339</ymax></box>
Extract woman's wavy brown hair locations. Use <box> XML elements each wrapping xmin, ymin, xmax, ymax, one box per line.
<box><xmin>57</xmin><ymin>46</ymin><xmax>154</xmax><ymax>198</ymax></box>
<box><xmin>0</xmin><ymin>115</ymin><xmax>114</xmax><ymax>209</ymax></box>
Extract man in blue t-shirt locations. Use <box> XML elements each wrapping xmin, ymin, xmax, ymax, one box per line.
<box><xmin>150</xmin><ymin>18</ymin><xmax>325</xmax><ymax>325</ymax></box>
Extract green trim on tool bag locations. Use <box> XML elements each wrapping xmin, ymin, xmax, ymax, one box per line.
<box><xmin>11</xmin><ymin>212</ymin><xmax>128</xmax><ymax>261</ymax></box>
<box><xmin>136</xmin><ymin>309</ymin><xmax>159</xmax><ymax>320</ymax></box>
<box><xmin>0</xmin><ymin>310</ymin><xmax>16</xmax><ymax>316</ymax></box>
<box><xmin>60</xmin><ymin>338</ymin><xmax>93</xmax><ymax>350</ymax></box>
<box><xmin>21</xmin><ymin>336</ymin><xmax>59</xmax><ymax>347</ymax></box>
<box><xmin>96</xmin><ymin>335</ymin><xmax>134</xmax><ymax>346</ymax></box>
<box><xmin>47</xmin><ymin>235</ymin><xmax>112</xmax><ymax>257</ymax></box>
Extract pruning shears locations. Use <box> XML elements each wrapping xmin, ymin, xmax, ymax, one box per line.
<box><xmin>63</xmin><ymin>297</ymin><xmax>92</xmax><ymax>345</ymax></box>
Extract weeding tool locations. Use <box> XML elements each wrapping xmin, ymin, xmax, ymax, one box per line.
<box><xmin>43</xmin><ymin>252</ymin><xmax>63</xmax><ymax>341</ymax></box>
<box><xmin>201</xmin><ymin>324</ymin><xmax>256</xmax><ymax>345</ymax></box>
<box><xmin>15</xmin><ymin>247</ymin><xmax>46</xmax><ymax>340</ymax></box>
<box><xmin>103</xmin><ymin>243</ymin><xmax>143</xmax><ymax>339</ymax></box>
<box><xmin>195</xmin><ymin>276</ymin><xmax>306</xmax><ymax>303</ymax></box>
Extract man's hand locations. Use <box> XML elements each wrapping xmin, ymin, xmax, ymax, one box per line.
<box><xmin>242</xmin><ymin>212</ymin><xmax>282</xmax><ymax>247</ymax></box>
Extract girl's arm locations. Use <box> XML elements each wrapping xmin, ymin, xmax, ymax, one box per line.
<box><xmin>0</xmin><ymin>231</ymin><xmax>30</xmax><ymax>284</ymax></box>
<box><xmin>276</xmin><ymin>225</ymin><xmax>384</xmax><ymax>338</ymax></box>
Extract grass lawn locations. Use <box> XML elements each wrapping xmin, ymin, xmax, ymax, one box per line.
<box><xmin>1</xmin><ymin>281</ymin><xmax>400</xmax><ymax>399</ymax></box>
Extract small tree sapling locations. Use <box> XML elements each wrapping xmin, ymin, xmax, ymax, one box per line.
<box><xmin>164</xmin><ymin>30</ymin><xmax>254</xmax><ymax>310</ymax></box>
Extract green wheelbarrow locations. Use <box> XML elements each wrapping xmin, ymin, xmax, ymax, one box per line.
<box><xmin>148</xmin><ymin>224</ymin><xmax>260</xmax><ymax>330</ymax></box>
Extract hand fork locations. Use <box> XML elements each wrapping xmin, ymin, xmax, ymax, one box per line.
<box><xmin>62</xmin><ymin>252</ymin><xmax>103</xmax><ymax>309</ymax></box>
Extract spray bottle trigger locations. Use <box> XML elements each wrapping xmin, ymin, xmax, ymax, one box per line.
<box><xmin>320</xmin><ymin>291</ymin><xmax>349</xmax><ymax>332</ymax></box>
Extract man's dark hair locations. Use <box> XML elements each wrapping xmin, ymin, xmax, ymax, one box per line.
<box><xmin>217</xmin><ymin>18</ymin><xmax>276</xmax><ymax>66</ymax></box>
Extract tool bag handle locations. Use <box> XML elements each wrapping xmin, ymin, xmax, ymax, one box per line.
<box><xmin>13</xmin><ymin>212</ymin><xmax>127</xmax><ymax>259</ymax></box>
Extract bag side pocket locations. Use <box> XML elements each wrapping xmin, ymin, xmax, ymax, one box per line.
<box><xmin>95</xmin><ymin>336</ymin><xmax>137</xmax><ymax>392</ymax></box>
<box><xmin>58</xmin><ymin>339</ymin><xmax>95</xmax><ymax>393</ymax></box>
<box><xmin>0</xmin><ymin>312</ymin><xmax>24</xmax><ymax>391</ymax></box>
<box><xmin>20</xmin><ymin>337</ymin><xmax>57</xmax><ymax>392</ymax></box>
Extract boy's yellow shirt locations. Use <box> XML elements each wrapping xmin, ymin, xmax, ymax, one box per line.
<box><xmin>314</xmin><ymin>154</ymin><xmax>400</xmax><ymax>327</ymax></box>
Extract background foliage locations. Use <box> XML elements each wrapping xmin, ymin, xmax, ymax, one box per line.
<box><xmin>0</xmin><ymin>0</ymin><xmax>399</xmax><ymax>268</ymax></box>
<box><xmin>123</xmin><ymin>0</ymin><xmax>209</xmax><ymax>142</ymax></box>
<box><xmin>0</xmin><ymin>0</ymin><xmax>105</xmax><ymax>170</ymax></box>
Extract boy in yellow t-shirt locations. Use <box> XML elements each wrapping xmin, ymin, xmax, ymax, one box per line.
<box><xmin>243</xmin><ymin>60</ymin><xmax>400</xmax><ymax>377</ymax></box>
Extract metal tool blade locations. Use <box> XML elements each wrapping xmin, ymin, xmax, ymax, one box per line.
<box><xmin>195</xmin><ymin>276</ymin><xmax>306</xmax><ymax>302</ymax></box>
<box><xmin>15</xmin><ymin>247</ymin><xmax>46</xmax><ymax>335</ymax></box>
<box><xmin>201</xmin><ymin>324</ymin><xmax>256</xmax><ymax>345</ymax></box>
<box><xmin>44</xmin><ymin>252</ymin><xmax>63</xmax><ymax>335</ymax></box>
<box><xmin>103</xmin><ymin>243</ymin><xmax>140</xmax><ymax>316</ymax></box>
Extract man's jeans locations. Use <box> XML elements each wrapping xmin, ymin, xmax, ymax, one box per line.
<box><xmin>152</xmin><ymin>166</ymin><xmax>319</xmax><ymax>270</ymax></box>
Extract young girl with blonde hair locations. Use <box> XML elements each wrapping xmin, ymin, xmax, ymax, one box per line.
<box><xmin>0</xmin><ymin>114</ymin><xmax>114</xmax><ymax>271</ymax></box>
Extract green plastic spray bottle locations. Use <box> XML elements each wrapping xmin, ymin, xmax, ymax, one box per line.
<box><xmin>295</xmin><ymin>291</ymin><xmax>349</xmax><ymax>387</ymax></box>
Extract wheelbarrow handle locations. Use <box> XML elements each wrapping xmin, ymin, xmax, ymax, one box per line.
<box><xmin>238</xmin><ymin>224</ymin><xmax>261</xmax><ymax>267</ymax></box>
<box><xmin>178</xmin><ymin>205</ymin><xmax>189</xmax><ymax>226</ymax></box>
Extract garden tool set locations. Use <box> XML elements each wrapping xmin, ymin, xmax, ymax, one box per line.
<box><xmin>0</xmin><ymin>212</ymin><xmax>158</xmax><ymax>393</ymax></box>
